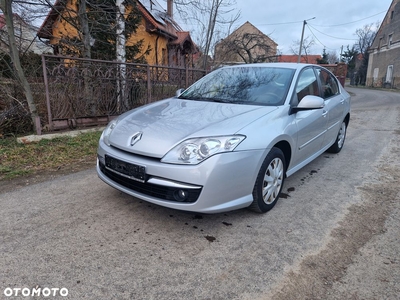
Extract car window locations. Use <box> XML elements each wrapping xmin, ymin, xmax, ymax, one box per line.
<box><xmin>293</xmin><ymin>68</ymin><xmax>319</xmax><ymax>104</ymax></box>
<box><xmin>179</xmin><ymin>67</ymin><xmax>295</xmax><ymax>106</ymax></box>
<box><xmin>316</xmin><ymin>68</ymin><xmax>339</xmax><ymax>99</ymax></box>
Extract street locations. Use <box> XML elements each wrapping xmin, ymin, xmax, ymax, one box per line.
<box><xmin>1</xmin><ymin>87</ymin><xmax>399</xmax><ymax>299</ymax></box>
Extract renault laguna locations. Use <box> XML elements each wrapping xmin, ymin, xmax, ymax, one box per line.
<box><xmin>97</xmin><ymin>63</ymin><xmax>350</xmax><ymax>213</ymax></box>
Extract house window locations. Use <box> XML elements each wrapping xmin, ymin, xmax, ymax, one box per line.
<box><xmin>386</xmin><ymin>65</ymin><xmax>393</xmax><ymax>83</ymax></box>
<box><xmin>391</xmin><ymin>11</ymin><xmax>394</xmax><ymax>20</ymax></box>
<box><xmin>378</xmin><ymin>37</ymin><xmax>383</xmax><ymax>51</ymax></box>
<box><xmin>388</xmin><ymin>34</ymin><xmax>393</xmax><ymax>49</ymax></box>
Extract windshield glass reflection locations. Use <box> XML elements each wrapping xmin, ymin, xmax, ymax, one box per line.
<box><xmin>179</xmin><ymin>66</ymin><xmax>295</xmax><ymax>106</ymax></box>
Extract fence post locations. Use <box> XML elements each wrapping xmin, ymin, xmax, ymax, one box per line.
<box><xmin>41</xmin><ymin>55</ymin><xmax>53</xmax><ymax>131</ymax></box>
<box><xmin>35</xmin><ymin>116</ymin><xmax>41</xmax><ymax>135</ymax></box>
<box><xmin>185</xmin><ymin>65</ymin><xmax>189</xmax><ymax>88</ymax></box>
<box><xmin>147</xmin><ymin>65</ymin><xmax>151</xmax><ymax>104</ymax></box>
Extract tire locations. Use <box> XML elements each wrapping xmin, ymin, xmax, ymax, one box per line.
<box><xmin>327</xmin><ymin>120</ymin><xmax>347</xmax><ymax>153</ymax></box>
<box><xmin>249</xmin><ymin>147</ymin><xmax>286</xmax><ymax>213</ymax></box>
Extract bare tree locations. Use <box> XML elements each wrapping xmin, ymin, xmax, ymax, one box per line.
<box><xmin>290</xmin><ymin>36</ymin><xmax>315</xmax><ymax>62</ymax></box>
<box><xmin>215</xmin><ymin>30</ymin><xmax>276</xmax><ymax>65</ymax></box>
<box><xmin>173</xmin><ymin>0</ymin><xmax>240</xmax><ymax>69</ymax></box>
<box><xmin>327</xmin><ymin>51</ymin><xmax>339</xmax><ymax>64</ymax></box>
<box><xmin>353</xmin><ymin>22</ymin><xmax>378</xmax><ymax>85</ymax></box>
<box><xmin>0</xmin><ymin>0</ymin><xmax>39</xmax><ymax>134</ymax></box>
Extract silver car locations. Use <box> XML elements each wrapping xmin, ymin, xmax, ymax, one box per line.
<box><xmin>97</xmin><ymin>63</ymin><xmax>350</xmax><ymax>213</ymax></box>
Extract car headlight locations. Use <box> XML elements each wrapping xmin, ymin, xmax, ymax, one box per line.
<box><xmin>161</xmin><ymin>135</ymin><xmax>246</xmax><ymax>164</ymax></box>
<box><xmin>101</xmin><ymin>119</ymin><xmax>119</xmax><ymax>146</ymax></box>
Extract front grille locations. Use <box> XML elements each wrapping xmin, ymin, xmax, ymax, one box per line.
<box><xmin>99</xmin><ymin>162</ymin><xmax>201</xmax><ymax>203</ymax></box>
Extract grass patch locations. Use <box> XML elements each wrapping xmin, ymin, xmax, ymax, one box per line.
<box><xmin>0</xmin><ymin>131</ymin><xmax>102</xmax><ymax>180</ymax></box>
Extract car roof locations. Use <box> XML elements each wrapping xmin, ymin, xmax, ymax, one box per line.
<box><xmin>221</xmin><ymin>62</ymin><xmax>316</xmax><ymax>71</ymax></box>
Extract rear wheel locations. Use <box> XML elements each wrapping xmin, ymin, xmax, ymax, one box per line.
<box><xmin>249</xmin><ymin>147</ymin><xmax>286</xmax><ymax>213</ymax></box>
<box><xmin>327</xmin><ymin>120</ymin><xmax>346</xmax><ymax>153</ymax></box>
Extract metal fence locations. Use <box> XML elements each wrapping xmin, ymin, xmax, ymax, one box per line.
<box><xmin>41</xmin><ymin>55</ymin><xmax>207</xmax><ymax>133</ymax></box>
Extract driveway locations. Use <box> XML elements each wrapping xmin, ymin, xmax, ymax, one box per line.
<box><xmin>1</xmin><ymin>87</ymin><xmax>399</xmax><ymax>299</ymax></box>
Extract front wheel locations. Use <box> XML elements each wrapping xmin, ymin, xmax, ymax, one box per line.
<box><xmin>327</xmin><ymin>120</ymin><xmax>347</xmax><ymax>153</ymax></box>
<box><xmin>249</xmin><ymin>147</ymin><xmax>286</xmax><ymax>213</ymax></box>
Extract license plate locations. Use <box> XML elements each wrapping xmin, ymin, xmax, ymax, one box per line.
<box><xmin>105</xmin><ymin>155</ymin><xmax>146</xmax><ymax>182</ymax></box>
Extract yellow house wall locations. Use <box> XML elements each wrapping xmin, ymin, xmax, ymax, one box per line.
<box><xmin>49</xmin><ymin>0</ymin><xmax>79</xmax><ymax>46</ymax></box>
<box><xmin>48</xmin><ymin>1</ymin><xmax>170</xmax><ymax>65</ymax></box>
<box><xmin>127</xmin><ymin>18</ymin><xmax>169</xmax><ymax>65</ymax></box>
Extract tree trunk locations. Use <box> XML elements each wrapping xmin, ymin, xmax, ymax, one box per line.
<box><xmin>78</xmin><ymin>0</ymin><xmax>91</xmax><ymax>59</ymax></box>
<box><xmin>77</xmin><ymin>0</ymin><xmax>96</xmax><ymax>115</ymax></box>
<box><xmin>0</xmin><ymin>0</ymin><xmax>39</xmax><ymax>134</ymax></box>
<box><xmin>203</xmin><ymin>0</ymin><xmax>219</xmax><ymax>70</ymax></box>
<box><xmin>116</xmin><ymin>0</ymin><xmax>127</xmax><ymax>111</ymax></box>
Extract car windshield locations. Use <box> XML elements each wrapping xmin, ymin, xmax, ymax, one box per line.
<box><xmin>179</xmin><ymin>66</ymin><xmax>295</xmax><ymax>106</ymax></box>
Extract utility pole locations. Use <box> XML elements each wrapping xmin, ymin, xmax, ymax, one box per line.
<box><xmin>297</xmin><ymin>17</ymin><xmax>315</xmax><ymax>63</ymax></box>
<box><xmin>340</xmin><ymin>45</ymin><xmax>344</xmax><ymax>62</ymax></box>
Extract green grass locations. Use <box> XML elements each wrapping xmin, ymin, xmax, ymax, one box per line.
<box><xmin>0</xmin><ymin>131</ymin><xmax>102</xmax><ymax>180</ymax></box>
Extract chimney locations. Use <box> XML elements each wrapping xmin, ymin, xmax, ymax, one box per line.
<box><xmin>167</xmin><ymin>0</ymin><xmax>173</xmax><ymax>18</ymax></box>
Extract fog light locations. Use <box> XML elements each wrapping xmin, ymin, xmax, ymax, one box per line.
<box><xmin>174</xmin><ymin>189</ymin><xmax>189</xmax><ymax>202</ymax></box>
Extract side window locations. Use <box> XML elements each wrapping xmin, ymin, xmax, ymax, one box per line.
<box><xmin>317</xmin><ymin>69</ymin><xmax>339</xmax><ymax>99</ymax></box>
<box><xmin>293</xmin><ymin>68</ymin><xmax>319</xmax><ymax>104</ymax></box>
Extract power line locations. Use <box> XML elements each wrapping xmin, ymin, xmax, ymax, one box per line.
<box><xmin>305</xmin><ymin>24</ymin><xmax>328</xmax><ymax>50</ymax></box>
<box><xmin>311</xmin><ymin>10</ymin><xmax>386</xmax><ymax>27</ymax></box>
<box><xmin>307</xmin><ymin>24</ymin><xmax>358</xmax><ymax>41</ymax></box>
<box><xmin>253</xmin><ymin>9</ymin><xmax>386</xmax><ymax>28</ymax></box>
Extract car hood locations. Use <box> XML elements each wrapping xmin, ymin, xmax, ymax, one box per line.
<box><xmin>108</xmin><ymin>98</ymin><xmax>278</xmax><ymax>157</ymax></box>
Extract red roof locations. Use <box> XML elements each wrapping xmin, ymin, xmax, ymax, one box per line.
<box><xmin>278</xmin><ymin>55</ymin><xmax>322</xmax><ymax>64</ymax></box>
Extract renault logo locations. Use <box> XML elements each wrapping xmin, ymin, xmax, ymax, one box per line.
<box><xmin>130</xmin><ymin>132</ymin><xmax>142</xmax><ymax>146</ymax></box>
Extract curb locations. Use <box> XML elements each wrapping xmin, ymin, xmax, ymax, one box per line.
<box><xmin>17</xmin><ymin>127</ymin><xmax>105</xmax><ymax>144</ymax></box>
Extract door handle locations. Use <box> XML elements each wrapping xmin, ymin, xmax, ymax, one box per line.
<box><xmin>322</xmin><ymin>110</ymin><xmax>328</xmax><ymax>117</ymax></box>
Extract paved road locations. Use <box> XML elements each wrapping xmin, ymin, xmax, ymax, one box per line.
<box><xmin>1</xmin><ymin>87</ymin><xmax>399</xmax><ymax>299</ymax></box>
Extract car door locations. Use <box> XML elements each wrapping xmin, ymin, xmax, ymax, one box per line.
<box><xmin>291</xmin><ymin>67</ymin><xmax>328</xmax><ymax>167</ymax></box>
<box><xmin>316</xmin><ymin>68</ymin><xmax>345</xmax><ymax>148</ymax></box>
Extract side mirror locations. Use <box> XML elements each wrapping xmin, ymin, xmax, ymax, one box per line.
<box><xmin>176</xmin><ymin>88</ymin><xmax>184</xmax><ymax>97</ymax></box>
<box><xmin>290</xmin><ymin>95</ymin><xmax>324</xmax><ymax>114</ymax></box>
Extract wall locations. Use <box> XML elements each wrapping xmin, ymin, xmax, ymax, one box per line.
<box><xmin>126</xmin><ymin>18</ymin><xmax>169</xmax><ymax>65</ymax></box>
<box><xmin>47</xmin><ymin>0</ymin><xmax>169</xmax><ymax>65</ymax></box>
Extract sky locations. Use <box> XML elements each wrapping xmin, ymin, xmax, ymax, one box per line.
<box><xmin>175</xmin><ymin>0</ymin><xmax>393</xmax><ymax>57</ymax></box>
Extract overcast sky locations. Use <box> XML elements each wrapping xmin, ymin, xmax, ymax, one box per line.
<box><xmin>177</xmin><ymin>0</ymin><xmax>393</xmax><ymax>57</ymax></box>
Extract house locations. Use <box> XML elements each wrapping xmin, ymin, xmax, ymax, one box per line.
<box><xmin>366</xmin><ymin>0</ymin><xmax>400</xmax><ymax>88</ymax></box>
<box><xmin>0</xmin><ymin>14</ymin><xmax>51</xmax><ymax>54</ymax></box>
<box><xmin>214</xmin><ymin>21</ymin><xmax>278</xmax><ymax>66</ymax></box>
<box><xmin>277</xmin><ymin>55</ymin><xmax>322</xmax><ymax>64</ymax></box>
<box><xmin>37</xmin><ymin>0</ymin><xmax>197</xmax><ymax>67</ymax></box>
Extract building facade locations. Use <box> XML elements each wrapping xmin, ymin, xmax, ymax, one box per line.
<box><xmin>366</xmin><ymin>0</ymin><xmax>400</xmax><ymax>88</ymax></box>
<box><xmin>37</xmin><ymin>0</ymin><xmax>197</xmax><ymax>67</ymax></box>
<box><xmin>214</xmin><ymin>21</ymin><xmax>278</xmax><ymax>66</ymax></box>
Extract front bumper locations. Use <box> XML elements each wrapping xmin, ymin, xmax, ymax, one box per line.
<box><xmin>97</xmin><ymin>140</ymin><xmax>265</xmax><ymax>213</ymax></box>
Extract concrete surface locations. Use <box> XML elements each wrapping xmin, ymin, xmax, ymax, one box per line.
<box><xmin>17</xmin><ymin>127</ymin><xmax>105</xmax><ymax>144</ymax></box>
<box><xmin>1</xmin><ymin>87</ymin><xmax>399</xmax><ymax>299</ymax></box>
